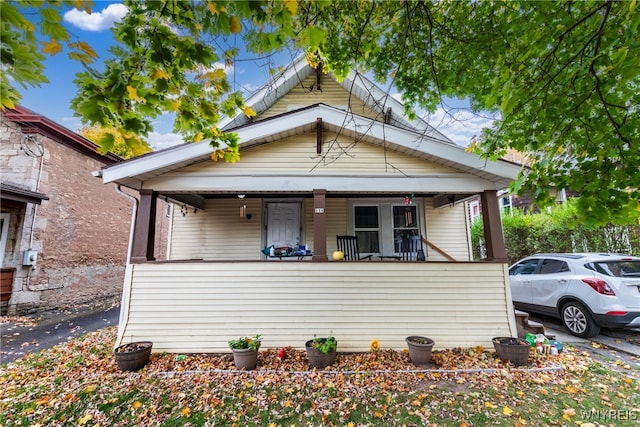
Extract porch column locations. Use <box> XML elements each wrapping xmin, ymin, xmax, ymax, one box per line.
<box><xmin>130</xmin><ymin>189</ymin><xmax>157</xmax><ymax>263</ymax></box>
<box><xmin>480</xmin><ymin>190</ymin><xmax>508</xmax><ymax>262</ymax></box>
<box><xmin>312</xmin><ymin>189</ymin><xmax>328</xmax><ymax>261</ymax></box>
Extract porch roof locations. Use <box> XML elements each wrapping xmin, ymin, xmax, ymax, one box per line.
<box><xmin>101</xmin><ymin>104</ymin><xmax>522</xmax><ymax>191</ymax></box>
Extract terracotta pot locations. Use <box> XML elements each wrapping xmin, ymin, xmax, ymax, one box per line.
<box><xmin>113</xmin><ymin>341</ymin><xmax>153</xmax><ymax>372</ymax></box>
<box><xmin>305</xmin><ymin>339</ymin><xmax>337</xmax><ymax>369</ymax></box>
<box><xmin>405</xmin><ymin>336</ymin><xmax>434</xmax><ymax>366</ymax></box>
<box><xmin>232</xmin><ymin>348</ymin><xmax>259</xmax><ymax>370</ymax></box>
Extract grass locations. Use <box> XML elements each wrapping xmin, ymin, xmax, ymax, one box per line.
<box><xmin>0</xmin><ymin>326</ymin><xmax>639</xmax><ymax>426</ymax></box>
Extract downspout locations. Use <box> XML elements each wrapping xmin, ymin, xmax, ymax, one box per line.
<box><xmin>114</xmin><ymin>185</ymin><xmax>138</xmax><ymax>347</ymax></box>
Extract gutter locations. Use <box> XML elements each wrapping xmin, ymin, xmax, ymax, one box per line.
<box><xmin>114</xmin><ymin>185</ymin><xmax>139</xmax><ymax>348</ymax></box>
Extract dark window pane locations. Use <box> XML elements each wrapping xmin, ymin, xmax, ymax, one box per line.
<box><xmin>509</xmin><ymin>259</ymin><xmax>539</xmax><ymax>275</ymax></box>
<box><xmin>539</xmin><ymin>259</ymin><xmax>569</xmax><ymax>274</ymax></box>
<box><xmin>393</xmin><ymin>206</ymin><xmax>417</xmax><ymax>228</ymax></box>
<box><xmin>354</xmin><ymin>206</ymin><xmax>379</xmax><ymax>228</ymax></box>
<box><xmin>356</xmin><ymin>231</ymin><xmax>379</xmax><ymax>253</ymax></box>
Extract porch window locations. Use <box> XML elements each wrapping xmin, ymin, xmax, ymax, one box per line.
<box><xmin>351</xmin><ymin>200</ymin><xmax>424</xmax><ymax>256</ymax></box>
<box><xmin>392</xmin><ymin>205</ymin><xmax>419</xmax><ymax>252</ymax></box>
<box><xmin>354</xmin><ymin>206</ymin><xmax>380</xmax><ymax>253</ymax></box>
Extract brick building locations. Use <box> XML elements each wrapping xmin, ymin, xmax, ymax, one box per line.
<box><xmin>1</xmin><ymin>106</ymin><xmax>168</xmax><ymax>315</ymax></box>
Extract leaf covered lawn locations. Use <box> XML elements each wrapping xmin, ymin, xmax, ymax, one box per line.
<box><xmin>1</xmin><ymin>326</ymin><xmax>638</xmax><ymax>426</ymax></box>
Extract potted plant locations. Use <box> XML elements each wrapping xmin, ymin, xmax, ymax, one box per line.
<box><xmin>228</xmin><ymin>334</ymin><xmax>262</xmax><ymax>370</ymax></box>
<box><xmin>113</xmin><ymin>341</ymin><xmax>153</xmax><ymax>372</ymax></box>
<box><xmin>405</xmin><ymin>335</ymin><xmax>435</xmax><ymax>366</ymax></box>
<box><xmin>305</xmin><ymin>334</ymin><xmax>338</xmax><ymax>369</ymax></box>
<box><xmin>492</xmin><ymin>337</ymin><xmax>530</xmax><ymax>366</ymax></box>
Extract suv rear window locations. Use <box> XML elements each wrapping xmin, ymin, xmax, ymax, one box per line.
<box><xmin>585</xmin><ymin>260</ymin><xmax>640</xmax><ymax>277</ymax></box>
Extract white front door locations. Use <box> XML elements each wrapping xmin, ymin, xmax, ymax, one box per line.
<box><xmin>266</xmin><ymin>202</ymin><xmax>301</xmax><ymax>248</ymax></box>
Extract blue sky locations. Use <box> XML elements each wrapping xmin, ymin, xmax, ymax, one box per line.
<box><xmin>17</xmin><ymin>1</ymin><xmax>493</xmax><ymax>150</ymax></box>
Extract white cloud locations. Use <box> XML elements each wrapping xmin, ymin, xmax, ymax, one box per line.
<box><xmin>147</xmin><ymin>131</ymin><xmax>185</xmax><ymax>151</ymax></box>
<box><xmin>424</xmin><ymin>107</ymin><xmax>497</xmax><ymax>147</ymax></box>
<box><xmin>64</xmin><ymin>3</ymin><xmax>128</xmax><ymax>32</ymax></box>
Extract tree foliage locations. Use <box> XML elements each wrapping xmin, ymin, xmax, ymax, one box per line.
<box><xmin>1</xmin><ymin>0</ymin><xmax>638</xmax><ymax>225</ymax></box>
<box><xmin>471</xmin><ymin>200</ymin><xmax>640</xmax><ymax>264</ymax></box>
<box><xmin>79</xmin><ymin>125</ymin><xmax>152</xmax><ymax>159</ymax></box>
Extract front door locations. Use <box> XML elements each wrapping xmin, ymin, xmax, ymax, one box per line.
<box><xmin>266</xmin><ymin>202</ymin><xmax>301</xmax><ymax>249</ymax></box>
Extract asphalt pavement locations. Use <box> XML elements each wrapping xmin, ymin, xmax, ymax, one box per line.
<box><xmin>0</xmin><ymin>306</ymin><xmax>120</xmax><ymax>365</ymax></box>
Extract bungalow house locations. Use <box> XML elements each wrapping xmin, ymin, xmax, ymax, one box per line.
<box><xmin>100</xmin><ymin>56</ymin><xmax>523</xmax><ymax>353</ymax></box>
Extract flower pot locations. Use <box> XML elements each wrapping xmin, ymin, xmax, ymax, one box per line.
<box><xmin>305</xmin><ymin>339</ymin><xmax>337</xmax><ymax>369</ymax></box>
<box><xmin>405</xmin><ymin>336</ymin><xmax>434</xmax><ymax>366</ymax></box>
<box><xmin>232</xmin><ymin>348</ymin><xmax>259</xmax><ymax>370</ymax></box>
<box><xmin>113</xmin><ymin>341</ymin><xmax>153</xmax><ymax>372</ymax></box>
<box><xmin>492</xmin><ymin>337</ymin><xmax>530</xmax><ymax>366</ymax></box>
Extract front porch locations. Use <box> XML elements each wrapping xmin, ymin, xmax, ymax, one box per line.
<box><xmin>116</xmin><ymin>261</ymin><xmax>517</xmax><ymax>352</ymax></box>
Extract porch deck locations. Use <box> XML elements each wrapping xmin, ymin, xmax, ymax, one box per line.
<box><xmin>117</xmin><ymin>261</ymin><xmax>518</xmax><ymax>353</ymax></box>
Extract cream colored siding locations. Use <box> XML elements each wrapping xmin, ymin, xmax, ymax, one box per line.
<box><xmin>117</xmin><ymin>261</ymin><xmax>516</xmax><ymax>352</ymax></box>
<box><xmin>326</xmin><ymin>198</ymin><xmax>348</xmax><ymax>253</ymax></box>
<box><xmin>170</xmin><ymin>198</ymin><xmax>349</xmax><ymax>261</ymax></box>
<box><xmin>173</xmin><ymin>132</ymin><xmax>459</xmax><ymax>177</ymax></box>
<box><xmin>258</xmin><ymin>74</ymin><xmax>381</xmax><ymax>121</ymax></box>
<box><xmin>170</xmin><ymin>199</ymin><xmax>263</xmax><ymax>260</ymax></box>
<box><xmin>425</xmin><ymin>199</ymin><xmax>473</xmax><ymax>261</ymax></box>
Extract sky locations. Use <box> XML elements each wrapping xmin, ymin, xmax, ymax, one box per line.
<box><xmin>16</xmin><ymin>1</ymin><xmax>495</xmax><ymax>151</ymax></box>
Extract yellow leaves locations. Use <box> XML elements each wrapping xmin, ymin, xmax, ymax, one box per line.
<box><xmin>370</xmin><ymin>339</ymin><xmax>380</xmax><ymax>352</ymax></box>
<box><xmin>565</xmin><ymin>385</ymin><xmax>580</xmax><ymax>394</ymax></box>
<box><xmin>484</xmin><ymin>402</ymin><xmax>496</xmax><ymax>408</ymax></box>
<box><xmin>623</xmin><ymin>377</ymin><xmax>634</xmax><ymax>384</ymax></box>
<box><xmin>207</xmin><ymin>1</ymin><xmax>226</xmax><ymax>15</ymax></box>
<box><xmin>241</xmin><ymin>106</ymin><xmax>256</xmax><ymax>118</ymax></box>
<box><xmin>284</xmin><ymin>0</ymin><xmax>298</xmax><ymax>15</ymax></box>
<box><xmin>152</xmin><ymin>68</ymin><xmax>171</xmax><ymax>80</ymax></box>
<box><xmin>126</xmin><ymin>85</ymin><xmax>144</xmax><ymax>102</ymax></box>
<box><xmin>181</xmin><ymin>407</ymin><xmax>192</xmax><ymax>417</ymax></box>
<box><xmin>193</xmin><ymin>132</ymin><xmax>204</xmax><ymax>143</ymax></box>
<box><xmin>230</xmin><ymin>15</ymin><xmax>242</xmax><ymax>34</ymax></box>
<box><xmin>78</xmin><ymin>413</ymin><xmax>93</xmax><ymax>425</ymax></box>
<box><xmin>68</xmin><ymin>41</ymin><xmax>98</xmax><ymax>64</ymax></box>
<box><xmin>84</xmin><ymin>384</ymin><xmax>96</xmax><ymax>393</ymax></box>
<box><xmin>502</xmin><ymin>406</ymin><xmax>514</xmax><ymax>416</ymax></box>
<box><xmin>562</xmin><ymin>407</ymin><xmax>575</xmax><ymax>421</ymax></box>
<box><xmin>132</xmin><ymin>401</ymin><xmax>143</xmax><ymax>409</ymax></box>
<box><xmin>41</xmin><ymin>39</ymin><xmax>62</xmax><ymax>55</ymax></box>
<box><xmin>590</xmin><ymin>342</ymin><xmax>602</xmax><ymax>349</ymax></box>
<box><xmin>283</xmin><ymin>399</ymin><xmax>292</xmax><ymax>408</ymax></box>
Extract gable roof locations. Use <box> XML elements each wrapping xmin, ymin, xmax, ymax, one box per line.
<box><xmin>221</xmin><ymin>55</ymin><xmax>453</xmax><ymax>143</ymax></box>
<box><xmin>102</xmin><ymin>103</ymin><xmax>521</xmax><ymax>189</ymax></box>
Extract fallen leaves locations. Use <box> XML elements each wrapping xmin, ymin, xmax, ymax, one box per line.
<box><xmin>0</xmin><ymin>326</ymin><xmax>638</xmax><ymax>426</ymax></box>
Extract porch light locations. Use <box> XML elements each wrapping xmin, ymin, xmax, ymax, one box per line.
<box><xmin>240</xmin><ymin>205</ymin><xmax>252</xmax><ymax>220</ymax></box>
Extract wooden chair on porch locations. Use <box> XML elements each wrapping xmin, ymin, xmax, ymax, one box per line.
<box><xmin>399</xmin><ymin>235</ymin><xmax>426</xmax><ymax>261</ymax></box>
<box><xmin>336</xmin><ymin>235</ymin><xmax>373</xmax><ymax>261</ymax></box>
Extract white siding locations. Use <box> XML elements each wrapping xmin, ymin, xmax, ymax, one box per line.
<box><xmin>116</xmin><ymin>261</ymin><xmax>516</xmax><ymax>353</ymax></box>
<box><xmin>425</xmin><ymin>200</ymin><xmax>472</xmax><ymax>261</ymax></box>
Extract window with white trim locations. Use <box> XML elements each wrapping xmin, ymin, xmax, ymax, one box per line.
<box><xmin>351</xmin><ymin>200</ymin><xmax>424</xmax><ymax>257</ymax></box>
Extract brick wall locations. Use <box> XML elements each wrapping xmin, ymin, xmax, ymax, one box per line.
<box><xmin>1</xmin><ymin>115</ymin><xmax>133</xmax><ymax>314</ymax></box>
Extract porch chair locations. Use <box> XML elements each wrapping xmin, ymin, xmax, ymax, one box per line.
<box><xmin>336</xmin><ymin>235</ymin><xmax>373</xmax><ymax>261</ymax></box>
<box><xmin>399</xmin><ymin>235</ymin><xmax>426</xmax><ymax>261</ymax></box>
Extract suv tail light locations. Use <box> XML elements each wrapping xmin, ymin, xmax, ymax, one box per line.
<box><xmin>582</xmin><ymin>278</ymin><xmax>616</xmax><ymax>295</ymax></box>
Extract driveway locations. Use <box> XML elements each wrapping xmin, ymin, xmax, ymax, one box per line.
<box><xmin>1</xmin><ymin>306</ymin><xmax>120</xmax><ymax>365</ymax></box>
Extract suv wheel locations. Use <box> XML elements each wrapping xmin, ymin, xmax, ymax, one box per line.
<box><xmin>561</xmin><ymin>302</ymin><xmax>600</xmax><ymax>338</ymax></box>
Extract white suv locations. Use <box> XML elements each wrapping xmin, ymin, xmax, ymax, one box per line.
<box><xmin>509</xmin><ymin>253</ymin><xmax>640</xmax><ymax>338</ymax></box>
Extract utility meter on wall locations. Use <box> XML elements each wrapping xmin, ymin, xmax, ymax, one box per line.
<box><xmin>22</xmin><ymin>249</ymin><xmax>38</xmax><ymax>266</ymax></box>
